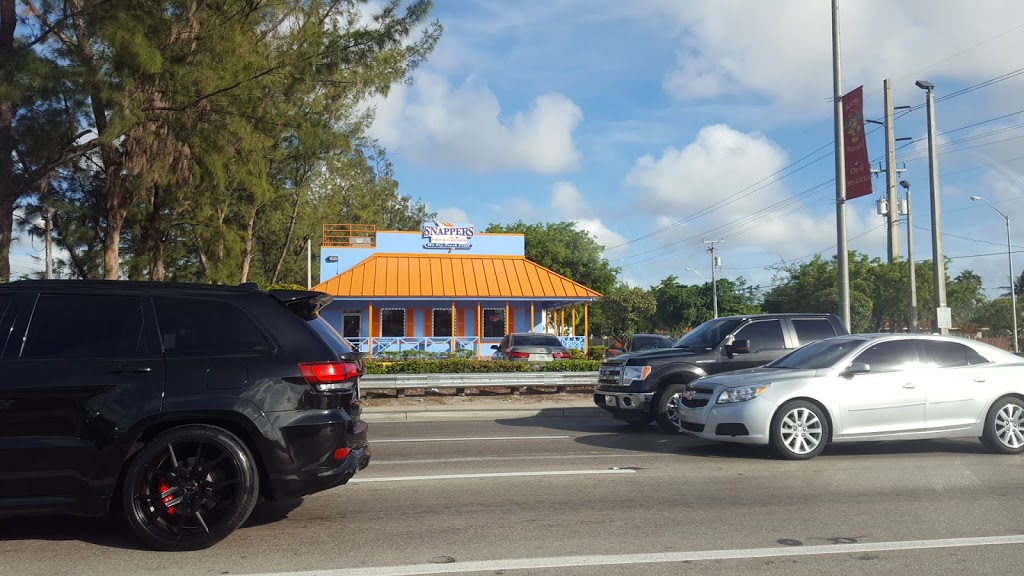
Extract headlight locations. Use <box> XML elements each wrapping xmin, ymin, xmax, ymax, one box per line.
<box><xmin>717</xmin><ymin>384</ymin><xmax>770</xmax><ymax>404</ymax></box>
<box><xmin>621</xmin><ymin>365</ymin><xmax>652</xmax><ymax>384</ymax></box>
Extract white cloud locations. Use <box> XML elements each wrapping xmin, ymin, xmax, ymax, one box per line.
<box><xmin>433</xmin><ymin>207</ymin><xmax>469</xmax><ymax>224</ymax></box>
<box><xmin>622</xmin><ymin>124</ymin><xmax>880</xmax><ymax>267</ymax></box>
<box><xmin>550</xmin><ymin>181</ymin><xmax>628</xmax><ymax>254</ymax></box>
<box><xmin>369</xmin><ymin>72</ymin><xmax>583</xmax><ymax>173</ymax></box>
<box><xmin>648</xmin><ymin>0</ymin><xmax>1024</xmax><ymax>115</ymax></box>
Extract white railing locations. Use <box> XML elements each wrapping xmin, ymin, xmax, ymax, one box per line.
<box><xmin>558</xmin><ymin>336</ymin><xmax>586</xmax><ymax>350</ymax></box>
<box><xmin>344</xmin><ymin>337</ymin><xmax>480</xmax><ymax>356</ymax></box>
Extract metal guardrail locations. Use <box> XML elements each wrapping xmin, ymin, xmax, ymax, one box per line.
<box><xmin>361</xmin><ymin>371</ymin><xmax>599</xmax><ymax>397</ymax></box>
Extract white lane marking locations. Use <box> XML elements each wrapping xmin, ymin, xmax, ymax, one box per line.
<box><xmin>373</xmin><ymin>435</ymin><xmax>570</xmax><ymax>443</ymax></box>
<box><xmin>374</xmin><ymin>453</ymin><xmax>671</xmax><ymax>465</ymax></box>
<box><xmin>246</xmin><ymin>534</ymin><xmax>1024</xmax><ymax>576</ymax></box>
<box><xmin>349</xmin><ymin>469</ymin><xmax>636</xmax><ymax>483</ymax></box>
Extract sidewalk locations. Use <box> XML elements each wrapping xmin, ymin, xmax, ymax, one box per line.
<box><xmin>360</xmin><ymin>393</ymin><xmax>604</xmax><ymax>422</ymax></box>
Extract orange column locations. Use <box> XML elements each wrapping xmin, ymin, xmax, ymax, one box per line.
<box><xmin>530</xmin><ymin>301</ymin><xmax>535</xmax><ymax>333</ymax></box>
<box><xmin>584</xmin><ymin>302</ymin><xmax>589</xmax><ymax>356</ymax></box>
<box><xmin>368</xmin><ymin>302</ymin><xmax>374</xmax><ymax>360</ymax></box>
<box><xmin>476</xmin><ymin>301</ymin><xmax>482</xmax><ymax>359</ymax></box>
<box><xmin>450</xmin><ymin>301</ymin><xmax>456</xmax><ymax>355</ymax></box>
<box><xmin>505</xmin><ymin>301</ymin><xmax>511</xmax><ymax>334</ymax></box>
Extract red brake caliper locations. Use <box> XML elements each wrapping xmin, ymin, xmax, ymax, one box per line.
<box><xmin>158</xmin><ymin>481</ymin><xmax>175</xmax><ymax>515</ymax></box>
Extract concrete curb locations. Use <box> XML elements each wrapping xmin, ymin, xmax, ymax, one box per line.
<box><xmin>363</xmin><ymin>407</ymin><xmax>606</xmax><ymax>422</ymax></box>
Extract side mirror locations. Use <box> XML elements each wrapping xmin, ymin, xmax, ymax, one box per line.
<box><xmin>843</xmin><ymin>362</ymin><xmax>871</xmax><ymax>376</ymax></box>
<box><xmin>490</xmin><ymin>345</ymin><xmax>499</xmax><ymax>350</ymax></box>
<box><xmin>725</xmin><ymin>339</ymin><xmax>751</xmax><ymax>357</ymax></box>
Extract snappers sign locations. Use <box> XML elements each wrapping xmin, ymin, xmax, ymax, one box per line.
<box><xmin>422</xmin><ymin>221</ymin><xmax>474</xmax><ymax>250</ymax></box>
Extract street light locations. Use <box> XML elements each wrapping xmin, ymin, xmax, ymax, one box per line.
<box><xmin>970</xmin><ymin>195</ymin><xmax>1018</xmax><ymax>353</ymax></box>
<box><xmin>685</xmin><ymin>267</ymin><xmax>717</xmax><ymax>319</ymax></box>
<box><xmin>916</xmin><ymin>79</ymin><xmax>949</xmax><ymax>334</ymax></box>
<box><xmin>900</xmin><ymin>180</ymin><xmax>918</xmax><ymax>332</ymax></box>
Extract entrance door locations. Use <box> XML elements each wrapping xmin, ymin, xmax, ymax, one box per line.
<box><xmin>343</xmin><ymin>313</ymin><xmax>362</xmax><ymax>339</ymax></box>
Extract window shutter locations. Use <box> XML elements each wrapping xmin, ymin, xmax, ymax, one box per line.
<box><xmin>507</xmin><ymin>309</ymin><xmax>515</xmax><ymax>333</ymax></box>
<box><xmin>424</xmin><ymin>309</ymin><xmax>433</xmax><ymax>337</ymax></box>
<box><xmin>457</xmin><ymin>309</ymin><xmax>466</xmax><ymax>337</ymax></box>
<box><xmin>406</xmin><ymin>308</ymin><xmax>415</xmax><ymax>337</ymax></box>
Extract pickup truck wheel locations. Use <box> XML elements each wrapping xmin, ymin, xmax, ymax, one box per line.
<box><xmin>655</xmin><ymin>384</ymin><xmax>689</xmax><ymax>434</ymax></box>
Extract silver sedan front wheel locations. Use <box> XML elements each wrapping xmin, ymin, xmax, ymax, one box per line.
<box><xmin>982</xmin><ymin>396</ymin><xmax>1024</xmax><ymax>455</ymax></box>
<box><xmin>770</xmin><ymin>401</ymin><xmax>829</xmax><ymax>460</ymax></box>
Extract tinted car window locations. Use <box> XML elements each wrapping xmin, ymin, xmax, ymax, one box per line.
<box><xmin>769</xmin><ymin>337</ymin><xmax>865</xmax><ymax>370</ymax></box>
<box><xmin>674</xmin><ymin>318</ymin><xmax>742</xmax><ymax>350</ymax></box>
<box><xmin>792</xmin><ymin>318</ymin><xmax>837</xmax><ymax>345</ymax></box>
<box><xmin>22</xmin><ymin>294</ymin><xmax>147</xmax><ymax>358</ymax></box>
<box><xmin>308</xmin><ymin>316</ymin><xmax>354</xmax><ymax>355</ymax></box>
<box><xmin>154</xmin><ymin>296</ymin><xmax>271</xmax><ymax>355</ymax></box>
<box><xmin>733</xmin><ymin>320</ymin><xmax>786</xmax><ymax>350</ymax></box>
<box><xmin>512</xmin><ymin>335</ymin><xmax>563</xmax><ymax>347</ymax></box>
<box><xmin>853</xmin><ymin>340</ymin><xmax>918</xmax><ymax>372</ymax></box>
<box><xmin>921</xmin><ymin>340</ymin><xmax>990</xmax><ymax>367</ymax></box>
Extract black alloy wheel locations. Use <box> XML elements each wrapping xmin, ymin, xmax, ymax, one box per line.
<box><xmin>122</xmin><ymin>425</ymin><xmax>259</xmax><ymax>551</ymax></box>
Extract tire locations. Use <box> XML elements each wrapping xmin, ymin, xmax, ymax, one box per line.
<box><xmin>770</xmin><ymin>401</ymin><xmax>829</xmax><ymax>460</ymax></box>
<box><xmin>981</xmin><ymin>396</ymin><xmax>1024</xmax><ymax>455</ymax></box>
<box><xmin>655</xmin><ymin>383</ymin><xmax>689</xmax><ymax>434</ymax></box>
<box><xmin>121</xmin><ymin>424</ymin><xmax>260</xmax><ymax>551</ymax></box>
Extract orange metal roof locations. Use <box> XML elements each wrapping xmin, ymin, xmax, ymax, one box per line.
<box><xmin>313</xmin><ymin>254</ymin><xmax>602</xmax><ymax>300</ymax></box>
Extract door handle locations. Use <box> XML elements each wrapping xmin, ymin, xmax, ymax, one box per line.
<box><xmin>973</xmin><ymin>377</ymin><xmax>986</xmax><ymax>383</ymax></box>
<box><xmin>109</xmin><ymin>366</ymin><xmax>153</xmax><ymax>375</ymax></box>
<box><xmin>903</xmin><ymin>383</ymin><xmax>915</xmax><ymax>389</ymax></box>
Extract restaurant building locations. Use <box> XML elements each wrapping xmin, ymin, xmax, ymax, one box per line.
<box><xmin>312</xmin><ymin>223</ymin><xmax>602</xmax><ymax>358</ymax></box>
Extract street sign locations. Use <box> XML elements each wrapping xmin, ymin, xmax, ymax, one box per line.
<box><xmin>936</xmin><ymin>306</ymin><xmax>952</xmax><ymax>330</ymax></box>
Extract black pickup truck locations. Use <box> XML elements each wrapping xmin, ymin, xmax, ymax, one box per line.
<box><xmin>594</xmin><ymin>313</ymin><xmax>849</xmax><ymax>433</ymax></box>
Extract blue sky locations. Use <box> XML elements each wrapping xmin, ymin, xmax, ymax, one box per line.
<box><xmin>364</xmin><ymin>0</ymin><xmax>1024</xmax><ymax>300</ymax></box>
<box><xmin>11</xmin><ymin>0</ymin><xmax>1024</xmax><ymax>306</ymax></box>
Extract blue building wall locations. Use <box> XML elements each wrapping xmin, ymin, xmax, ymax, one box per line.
<box><xmin>319</xmin><ymin>230</ymin><xmax>525</xmax><ymax>283</ymax></box>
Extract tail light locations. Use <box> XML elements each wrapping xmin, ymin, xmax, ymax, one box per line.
<box><xmin>553</xmin><ymin>351</ymin><xmax>570</xmax><ymax>359</ymax></box>
<box><xmin>508</xmin><ymin>351</ymin><xmax>531</xmax><ymax>359</ymax></box>
<box><xmin>299</xmin><ymin>361</ymin><xmax>360</xmax><ymax>392</ymax></box>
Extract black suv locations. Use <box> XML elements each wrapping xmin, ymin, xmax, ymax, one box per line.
<box><xmin>594</xmin><ymin>313</ymin><xmax>848</xmax><ymax>433</ymax></box>
<box><xmin>0</xmin><ymin>281</ymin><xmax>370</xmax><ymax>550</ymax></box>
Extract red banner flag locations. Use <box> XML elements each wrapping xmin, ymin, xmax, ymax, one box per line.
<box><xmin>842</xmin><ymin>85</ymin><xmax>872</xmax><ymax>200</ymax></box>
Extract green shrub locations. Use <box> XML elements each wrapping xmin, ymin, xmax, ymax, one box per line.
<box><xmin>538</xmin><ymin>360</ymin><xmax>601</xmax><ymax>372</ymax></box>
<box><xmin>588</xmin><ymin>346</ymin><xmax>606</xmax><ymax>360</ymax></box>
<box><xmin>568</xmin><ymin>348</ymin><xmax>587</xmax><ymax>360</ymax></box>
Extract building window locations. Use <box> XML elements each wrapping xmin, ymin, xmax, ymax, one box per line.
<box><xmin>380</xmin><ymin>309</ymin><xmax>405</xmax><ymax>337</ymax></box>
<box><xmin>483</xmin><ymin>308</ymin><xmax>506</xmax><ymax>338</ymax></box>
<box><xmin>433</xmin><ymin>309</ymin><xmax>453</xmax><ymax>337</ymax></box>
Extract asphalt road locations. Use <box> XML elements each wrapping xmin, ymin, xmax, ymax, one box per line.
<box><xmin>3</xmin><ymin>411</ymin><xmax>1024</xmax><ymax>576</ymax></box>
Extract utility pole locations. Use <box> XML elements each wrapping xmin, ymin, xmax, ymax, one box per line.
<box><xmin>917</xmin><ymin>80</ymin><xmax>949</xmax><ymax>334</ymax></box>
<box><xmin>900</xmin><ymin>180</ymin><xmax>917</xmax><ymax>332</ymax></box>
<box><xmin>831</xmin><ymin>0</ymin><xmax>851</xmax><ymax>332</ymax></box>
<box><xmin>704</xmin><ymin>239</ymin><xmax>723</xmax><ymax>319</ymax></box>
<box><xmin>869</xmin><ymin>80</ymin><xmax>912</xmax><ymax>264</ymax></box>
<box><xmin>43</xmin><ymin>207</ymin><xmax>53</xmax><ymax>280</ymax></box>
<box><xmin>883</xmin><ymin>79</ymin><xmax>899</xmax><ymax>262</ymax></box>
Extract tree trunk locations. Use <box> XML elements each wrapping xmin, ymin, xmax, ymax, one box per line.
<box><xmin>239</xmin><ymin>201</ymin><xmax>258</xmax><ymax>283</ymax></box>
<box><xmin>0</xmin><ymin>0</ymin><xmax>16</xmax><ymax>281</ymax></box>
<box><xmin>145</xmin><ymin>185</ymin><xmax>166</xmax><ymax>281</ymax></box>
<box><xmin>270</xmin><ymin>189</ymin><xmax>301</xmax><ymax>284</ymax></box>
<box><xmin>102</xmin><ymin>166</ymin><xmax>126</xmax><ymax>279</ymax></box>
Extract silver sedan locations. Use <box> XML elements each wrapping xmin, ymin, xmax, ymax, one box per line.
<box><xmin>677</xmin><ymin>333</ymin><xmax>1024</xmax><ymax>460</ymax></box>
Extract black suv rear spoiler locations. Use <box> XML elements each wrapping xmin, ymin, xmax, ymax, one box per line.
<box><xmin>269</xmin><ymin>289</ymin><xmax>333</xmax><ymax>320</ymax></box>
